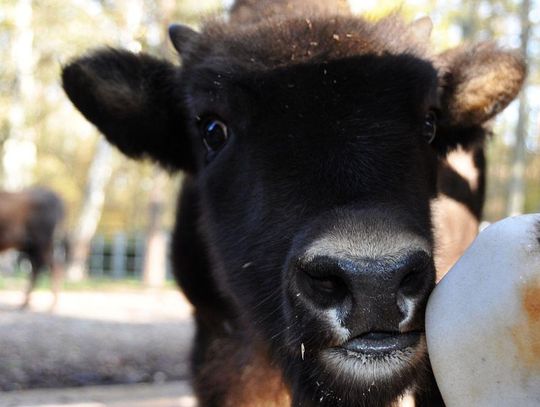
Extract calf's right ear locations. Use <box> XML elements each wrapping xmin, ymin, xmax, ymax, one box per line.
<box><xmin>62</xmin><ymin>48</ymin><xmax>194</xmax><ymax>172</ymax></box>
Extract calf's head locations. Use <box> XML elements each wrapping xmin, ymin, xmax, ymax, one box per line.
<box><xmin>62</xmin><ymin>14</ymin><xmax>524</xmax><ymax>406</ymax></box>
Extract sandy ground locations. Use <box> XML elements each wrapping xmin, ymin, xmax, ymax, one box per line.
<box><xmin>0</xmin><ymin>381</ymin><xmax>196</xmax><ymax>407</ymax></box>
<box><xmin>0</xmin><ymin>289</ymin><xmax>195</xmax><ymax>394</ymax></box>
<box><xmin>0</xmin><ymin>289</ymin><xmax>421</xmax><ymax>407</ymax></box>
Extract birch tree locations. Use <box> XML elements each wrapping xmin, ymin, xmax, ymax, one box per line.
<box><xmin>66</xmin><ymin>0</ymin><xmax>145</xmax><ymax>280</ymax></box>
<box><xmin>66</xmin><ymin>139</ymin><xmax>114</xmax><ymax>280</ymax></box>
<box><xmin>2</xmin><ymin>0</ymin><xmax>36</xmax><ymax>190</ymax></box>
<box><xmin>507</xmin><ymin>0</ymin><xmax>531</xmax><ymax>216</ymax></box>
<box><xmin>140</xmin><ymin>0</ymin><xmax>177</xmax><ymax>287</ymax></box>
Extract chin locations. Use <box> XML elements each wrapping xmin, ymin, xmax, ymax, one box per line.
<box><xmin>289</xmin><ymin>335</ymin><xmax>429</xmax><ymax>407</ymax></box>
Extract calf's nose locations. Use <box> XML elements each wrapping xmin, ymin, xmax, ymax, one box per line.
<box><xmin>294</xmin><ymin>251</ymin><xmax>434</xmax><ymax>331</ymax></box>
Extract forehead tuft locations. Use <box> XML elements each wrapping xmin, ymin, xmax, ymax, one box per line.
<box><xmin>191</xmin><ymin>14</ymin><xmax>431</xmax><ymax>70</ymax></box>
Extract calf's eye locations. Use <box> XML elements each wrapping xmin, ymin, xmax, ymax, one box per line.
<box><xmin>201</xmin><ymin>118</ymin><xmax>229</xmax><ymax>154</ymax></box>
<box><xmin>423</xmin><ymin>111</ymin><xmax>437</xmax><ymax>144</ymax></box>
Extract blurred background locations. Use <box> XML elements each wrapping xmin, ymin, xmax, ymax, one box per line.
<box><xmin>0</xmin><ymin>0</ymin><xmax>538</xmax><ymax>405</ymax></box>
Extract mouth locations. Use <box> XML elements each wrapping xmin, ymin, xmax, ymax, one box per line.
<box><xmin>340</xmin><ymin>331</ymin><xmax>422</xmax><ymax>356</ymax></box>
<box><xmin>317</xmin><ymin>330</ymin><xmax>427</xmax><ymax>389</ymax></box>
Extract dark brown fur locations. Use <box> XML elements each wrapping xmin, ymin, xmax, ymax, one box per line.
<box><xmin>0</xmin><ymin>187</ymin><xmax>65</xmax><ymax>309</ymax></box>
<box><xmin>230</xmin><ymin>0</ymin><xmax>350</xmax><ymax>24</ymax></box>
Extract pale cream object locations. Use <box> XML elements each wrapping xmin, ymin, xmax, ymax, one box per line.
<box><xmin>426</xmin><ymin>214</ymin><xmax>540</xmax><ymax>407</ymax></box>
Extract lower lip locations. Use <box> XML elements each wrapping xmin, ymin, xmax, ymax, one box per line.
<box><xmin>341</xmin><ymin>332</ymin><xmax>422</xmax><ymax>355</ymax></box>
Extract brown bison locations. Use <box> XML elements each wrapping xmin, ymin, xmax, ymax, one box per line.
<box><xmin>61</xmin><ymin>1</ymin><xmax>525</xmax><ymax>405</ymax></box>
<box><xmin>0</xmin><ymin>187</ymin><xmax>66</xmax><ymax>309</ymax></box>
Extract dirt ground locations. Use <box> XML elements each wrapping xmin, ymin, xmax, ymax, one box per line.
<box><xmin>0</xmin><ymin>381</ymin><xmax>196</xmax><ymax>407</ymax></box>
<box><xmin>0</xmin><ymin>289</ymin><xmax>195</xmax><ymax>394</ymax></box>
<box><xmin>0</xmin><ymin>288</ymin><xmax>420</xmax><ymax>407</ymax></box>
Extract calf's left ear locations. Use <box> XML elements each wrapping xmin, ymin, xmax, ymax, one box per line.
<box><xmin>435</xmin><ymin>42</ymin><xmax>526</xmax><ymax>150</ymax></box>
<box><xmin>62</xmin><ymin>48</ymin><xmax>194</xmax><ymax>172</ymax></box>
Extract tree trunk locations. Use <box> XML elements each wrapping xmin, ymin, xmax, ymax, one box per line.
<box><xmin>2</xmin><ymin>0</ymin><xmax>36</xmax><ymax>190</ymax></box>
<box><xmin>142</xmin><ymin>169</ymin><xmax>169</xmax><ymax>287</ymax></box>
<box><xmin>66</xmin><ymin>0</ymin><xmax>145</xmax><ymax>281</ymax></box>
<box><xmin>66</xmin><ymin>139</ymin><xmax>113</xmax><ymax>281</ymax></box>
<box><xmin>507</xmin><ymin>0</ymin><xmax>531</xmax><ymax>216</ymax></box>
<box><xmin>141</xmin><ymin>0</ymin><xmax>175</xmax><ymax>287</ymax></box>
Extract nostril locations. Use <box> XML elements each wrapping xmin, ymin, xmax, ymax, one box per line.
<box><xmin>399</xmin><ymin>268</ymin><xmax>424</xmax><ymax>295</ymax></box>
<box><xmin>296</xmin><ymin>258</ymin><xmax>349</xmax><ymax>307</ymax></box>
<box><xmin>398</xmin><ymin>252</ymin><xmax>432</xmax><ymax>297</ymax></box>
<box><xmin>305</xmin><ymin>273</ymin><xmax>344</xmax><ymax>296</ymax></box>
<box><xmin>396</xmin><ymin>252</ymin><xmax>435</xmax><ymax>328</ymax></box>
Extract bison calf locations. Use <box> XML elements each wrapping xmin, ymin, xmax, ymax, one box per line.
<box><xmin>62</xmin><ymin>1</ymin><xmax>525</xmax><ymax>405</ymax></box>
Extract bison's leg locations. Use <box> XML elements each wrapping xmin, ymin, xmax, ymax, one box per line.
<box><xmin>20</xmin><ymin>257</ymin><xmax>40</xmax><ymax>310</ymax></box>
<box><xmin>49</xmin><ymin>258</ymin><xmax>63</xmax><ymax>311</ymax></box>
<box><xmin>21</xmin><ymin>248</ymin><xmax>57</xmax><ymax>311</ymax></box>
<box><xmin>34</xmin><ymin>241</ymin><xmax>63</xmax><ymax>312</ymax></box>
